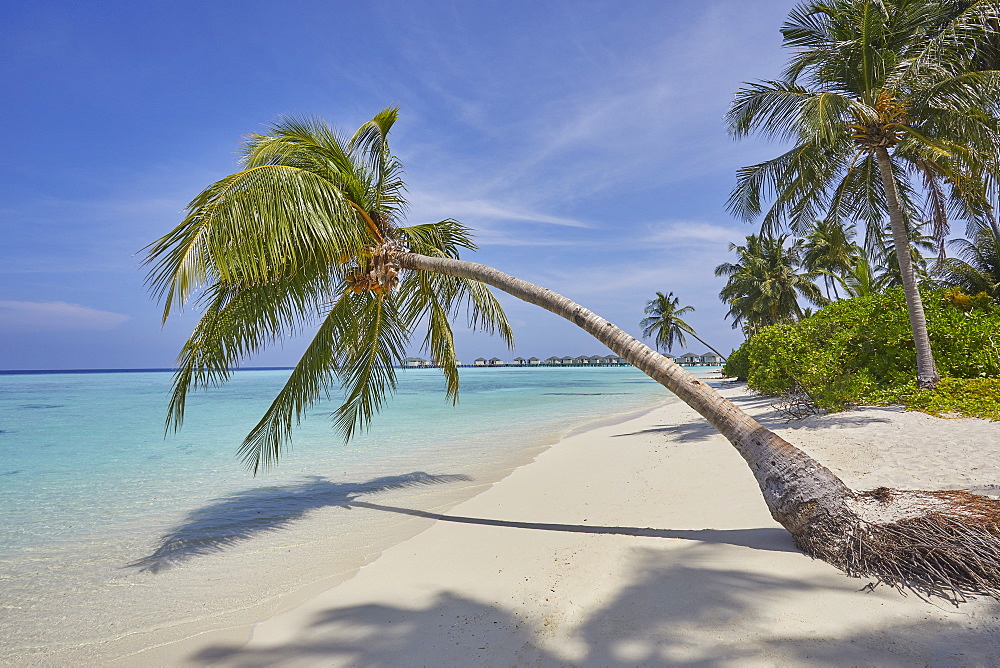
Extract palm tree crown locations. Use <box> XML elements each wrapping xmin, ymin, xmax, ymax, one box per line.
<box><xmin>640</xmin><ymin>292</ymin><xmax>695</xmax><ymax>353</ymax></box>
<box><xmin>144</xmin><ymin>109</ymin><xmax>511</xmax><ymax>472</ymax></box>
<box><xmin>938</xmin><ymin>220</ymin><xmax>1000</xmax><ymax>297</ymax></box>
<box><xmin>715</xmin><ymin>233</ymin><xmax>826</xmax><ymax>337</ymax></box>
<box><xmin>801</xmin><ymin>218</ymin><xmax>861</xmax><ymax>300</ymax></box>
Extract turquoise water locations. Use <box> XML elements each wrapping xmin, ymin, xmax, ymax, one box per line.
<box><xmin>0</xmin><ymin>366</ymin><xmax>685</xmax><ymax>558</ymax></box>
<box><xmin>0</xmin><ymin>365</ymin><xmax>716</xmax><ymax>661</ymax></box>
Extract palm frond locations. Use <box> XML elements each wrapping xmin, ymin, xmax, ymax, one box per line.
<box><xmin>726</xmin><ymin>80</ymin><xmax>812</xmax><ymax>140</ymax></box>
<box><xmin>143</xmin><ymin>164</ymin><xmax>369</xmax><ymax>321</ymax></box>
<box><xmin>237</xmin><ymin>290</ymin><xmax>354</xmax><ymax>474</ymax></box>
<box><xmin>333</xmin><ymin>292</ymin><xmax>409</xmax><ymax>441</ymax></box>
<box><xmin>165</xmin><ymin>272</ymin><xmax>332</xmax><ymax>433</ymax></box>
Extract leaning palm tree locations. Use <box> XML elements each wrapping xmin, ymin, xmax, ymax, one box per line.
<box><xmin>146</xmin><ymin>109</ymin><xmax>1000</xmax><ymax>601</ymax></box>
<box><xmin>640</xmin><ymin>291</ymin><xmax>725</xmax><ymax>359</ymax></box>
<box><xmin>715</xmin><ymin>233</ymin><xmax>826</xmax><ymax>337</ymax></box>
<box><xmin>727</xmin><ymin>0</ymin><xmax>1000</xmax><ymax>388</ymax></box>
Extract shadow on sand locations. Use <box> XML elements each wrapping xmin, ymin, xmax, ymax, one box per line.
<box><xmin>127</xmin><ymin>472</ymin><xmax>471</xmax><ymax>573</ymax></box>
<box><xmin>347</xmin><ymin>501</ymin><xmax>798</xmax><ymax>554</ymax></box>
<box><xmin>192</xmin><ymin>542</ymin><xmax>1000</xmax><ymax>666</ymax></box>
<box><xmin>611</xmin><ymin>387</ymin><xmax>894</xmax><ymax>442</ymax></box>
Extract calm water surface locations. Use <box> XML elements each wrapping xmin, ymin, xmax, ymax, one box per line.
<box><xmin>0</xmin><ymin>365</ymin><xmax>717</xmax><ymax>661</ymax></box>
<box><xmin>0</xmin><ymin>366</ymin><xmax>695</xmax><ymax>557</ymax></box>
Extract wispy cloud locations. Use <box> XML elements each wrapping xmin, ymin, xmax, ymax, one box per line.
<box><xmin>0</xmin><ymin>301</ymin><xmax>131</xmax><ymax>332</ymax></box>
<box><xmin>409</xmin><ymin>193</ymin><xmax>590</xmax><ymax>228</ymax></box>
<box><xmin>642</xmin><ymin>221</ymin><xmax>746</xmax><ymax>247</ymax></box>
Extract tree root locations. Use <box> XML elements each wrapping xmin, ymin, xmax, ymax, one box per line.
<box><xmin>796</xmin><ymin>488</ymin><xmax>1000</xmax><ymax>604</ymax></box>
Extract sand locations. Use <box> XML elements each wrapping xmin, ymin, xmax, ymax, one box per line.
<box><xmin>108</xmin><ymin>378</ymin><xmax>1000</xmax><ymax>667</ymax></box>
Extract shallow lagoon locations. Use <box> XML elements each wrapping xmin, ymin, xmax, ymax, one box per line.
<box><xmin>1</xmin><ymin>365</ymin><xmax>725</xmax><ymax>662</ymax></box>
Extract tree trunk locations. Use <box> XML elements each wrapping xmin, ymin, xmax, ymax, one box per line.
<box><xmin>874</xmin><ymin>147</ymin><xmax>940</xmax><ymax>389</ymax></box>
<box><xmin>987</xmin><ymin>207</ymin><xmax>1000</xmax><ymax>251</ymax></box>
<box><xmin>400</xmin><ymin>251</ymin><xmax>1000</xmax><ymax>602</ymax></box>
<box><xmin>687</xmin><ymin>332</ymin><xmax>727</xmax><ymax>361</ymax></box>
<box><xmin>400</xmin><ymin>252</ymin><xmax>851</xmax><ymax>535</ymax></box>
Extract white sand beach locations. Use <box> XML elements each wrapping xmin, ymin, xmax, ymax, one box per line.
<box><xmin>124</xmin><ymin>379</ymin><xmax>1000</xmax><ymax>666</ymax></box>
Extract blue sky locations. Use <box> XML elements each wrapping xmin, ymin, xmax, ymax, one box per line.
<box><xmin>1</xmin><ymin>0</ymin><xmax>797</xmax><ymax>370</ymax></box>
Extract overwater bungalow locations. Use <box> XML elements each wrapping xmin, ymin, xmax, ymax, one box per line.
<box><xmin>512</xmin><ymin>357</ymin><xmax>527</xmax><ymax>366</ymax></box>
<box><xmin>678</xmin><ymin>352</ymin><xmax>701</xmax><ymax>366</ymax></box>
<box><xmin>488</xmin><ymin>357</ymin><xmax>504</xmax><ymax>366</ymax></box>
<box><xmin>403</xmin><ymin>357</ymin><xmax>429</xmax><ymax>368</ymax></box>
<box><xmin>528</xmin><ymin>357</ymin><xmax>541</xmax><ymax>365</ymax></box>
<box><xmin>700</xmin><ymin>352</ymin><xmax>724</xmax><ymax>365</ymax></box>
<box><xmin>561</xmin><ymin>356</ymin><xmax>575</xmax><ymax>365</ymax></box>
<box><xmin>473</xmin><ymin>357</ymin><xmax>488</xmax><ymax>366</ymax></box>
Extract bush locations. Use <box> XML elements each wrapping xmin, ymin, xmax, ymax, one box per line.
<box><xmin>902</xmin><ymin>378</ymin><xmax>1000</xmax><ymax>421</ymax></box>
<box><xmin>722</xmin><ymin>345</ymin><xmax>749</xmax><ymax>379</ymax></box>
<box><xmin>728</xmin><ymin>288</ymin><xmax>1000</xmax><ymax>416</ymax></box>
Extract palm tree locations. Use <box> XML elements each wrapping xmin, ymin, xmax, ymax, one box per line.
<box><xmin>873</xmin><ymin>222</ymin><xmax>937</xmax><ymax>289</ymax></box>
<box><xmin>938</xmin><ymin>221</ymin><xmax>1000</xmax><ymax>297</ymax></box>
<box><xmin>715</xmin><ymin>234</ymin><xmax>826</xmax><ymax>337</ymax></box>
<box><xmin>145</xmin><ymin>109</ymin><xmax>1000</xmax><ymax>601</ymax></box>
<box><xmin>837</xmin><ymin>252</ymin><xmax>888</xmax><ymax>298</ymax></box>
<box><xmin>727</xmin><ymin>0</ymin><xmax>1000</xmax><ymax>388</ymax></box>
<box><xmin>801</xmin><ymin>219</ymin><xmax>860</xmax><ymax>300</ymax></box>
<box><xmin>641</xmin><ymin>292</ymin><xmax>726</xmax><ymax>359</ymax></box>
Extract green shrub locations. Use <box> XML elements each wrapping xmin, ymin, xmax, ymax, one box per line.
<box><xmin>728</xmin><ymin>288</ymin><xmax>1000</xmax><ymax>417</ymax></box>
<box><xmin>722</xmin><ymin>345</ymin><xmax>749</xmax><ymax>379</ymax></box>
<box><xmin>902</xmin><ymin>378</ymin><xmax>1000</xmax><ymax>421</ymax></box>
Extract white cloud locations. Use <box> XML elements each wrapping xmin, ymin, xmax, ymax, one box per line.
<box><xmin>0</xmin><ymin>301</ymin><xmax>131</xmax><ymax>332</ymax></box>
<box><xmin>409</xmin><ymin>192</ymin><xmax>590</xmax><ymax>228</ymax></box>
<box><xmin>643</xmin><ymin>221</ymin><xmax>746</xmax><ymax>247</ymax></box>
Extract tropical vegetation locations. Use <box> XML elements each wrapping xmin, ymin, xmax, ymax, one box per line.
<box><xmin>726</xmin><ymin>0</ymin><xmax>1000</xmax><ymax>388</ymax></box>
<box><xmin>723</xmin><ymin>288</ymin><xmax>1000</xmax><ymax>417</ymax></box>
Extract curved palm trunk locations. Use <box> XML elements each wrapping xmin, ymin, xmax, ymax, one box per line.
<box><xmin>401</xmin><ymin>251</ymin><xmax>1000</xmax><ymax>601</ymax></box>
<box><xmin>402</xmin><ymin>253</ymin><xmax>851</xmax><ymax>541</ymax></box>
<box><xmin>874</xmin><ymin>147</ymin><xmax>940</xmax><ymax>389</ymax></box>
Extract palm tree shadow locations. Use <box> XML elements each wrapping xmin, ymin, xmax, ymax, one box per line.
<box><xmin>348</xmin><ymin>501</ymin><xmax>799</xmax><ymax>553</ymax></box>
<box><xmin>190</xmin><ymin>544</ymin><xmax>1000</xmax><ymax>666</ymax></box>
<box><xmin>128</xmin><ymin>472</ymin><xmax>471</xmax><ymax>573</ymax></box>
<box><xmin>610</xmin><ymin>422</ymin><xmax>718</xmax><ymax>442</ymax></box>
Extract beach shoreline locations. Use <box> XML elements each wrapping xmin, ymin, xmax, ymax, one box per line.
<box><xmin>0</xmin><ymin>368</ymin><xmax>676</xmax><ymax>666</ymax></box>
<box><xmin>9</xmin><ymin>374</ymin><xmax>1000</xmax><ymax>665</ymax></box>
<box><xmin>152</xmin><ymin>378</ymin><xmax>1000</xmax><ymax>666</ymax></box>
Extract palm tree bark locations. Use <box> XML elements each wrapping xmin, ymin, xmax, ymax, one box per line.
<box><xmin>987</xmin><ymin>208</ymin><xmax>1000</xmax><ymax>250</ymax></box>
<box><xmin>874</xmin><ymin>147</ymin><xmax>940</xmax><ymax>389</ymax></box>
<box><xmin>400</xmin><ymin>251</ymin><xmax>852</xmax><ymax>539</ymax></box>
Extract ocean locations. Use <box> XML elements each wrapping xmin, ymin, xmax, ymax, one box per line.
<box><xmin>0</xmin><ymin>365</ymin><xmax>713</xmax><ymax>662</ymax></box>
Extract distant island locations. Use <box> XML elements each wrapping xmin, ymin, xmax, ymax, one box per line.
<box><xmin>401</xmin><ymin>352</ymin><xmax>724</xmax><ymax>368</ymax></box>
